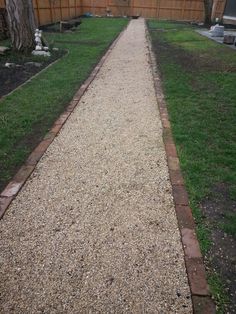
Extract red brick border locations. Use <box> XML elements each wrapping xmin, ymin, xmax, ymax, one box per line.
<box><xmin>146</xmin><ymin>28</ymin><xmax>216</xmax><ymax>313</ymax></box>
<box><xmin>0</xmin><ymin>22</ymin><xmax>129</xmax><ymax>220</ymax></box>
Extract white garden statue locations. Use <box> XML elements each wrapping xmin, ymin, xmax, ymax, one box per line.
<box><xmin>32</xmin><ymin>29</ymin><xmax>51</xmax><ymax>57</ymax></box>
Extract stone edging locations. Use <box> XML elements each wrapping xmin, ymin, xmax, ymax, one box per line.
<box><xmin>145</xmin><ymin>27</ymin><xmax>216</xmax><ymax>314</ymax></box>
<box><xmin>0</xmin><ymin>22</ymin><xmax>129</xmax><ymax>220</ymax></box>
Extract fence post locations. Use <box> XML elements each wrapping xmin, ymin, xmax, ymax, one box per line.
<box><xmin>49</xmin><ymin>0</ymin><xmax>53</xmax><ymax>23</ymax></box>
<box><xmin>60</xmin><ymin>0</ymin><xmax>62</xmax><ymax>20</ymax></box>
<box><xmin>106</xmin><ymin>0</ymin><xmax>109</xmax><ymax>15</ymax></box>
<box><xmin>156</xmin><ymin>0</ymin><xmax>161</xmax><ymax>19</ymax></box>
<box><xmin>182</xmin><ymin>0</ymin><xmax>186</xmax><ymax>20</ymax></box>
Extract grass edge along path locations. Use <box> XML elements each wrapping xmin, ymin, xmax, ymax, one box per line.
<box><xmin>0</xmin><ymin>18</ymin><xmax>128</xmax><ymax>191</ymax></box>
<box><xmin>147</xmin><ymin>20</ymin><xmax>236</xmax><ymax>314</ymax></box>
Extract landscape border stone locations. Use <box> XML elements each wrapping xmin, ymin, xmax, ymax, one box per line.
<box><xmin>146</xmin><ymin>25</ymin><xmax>216</xmax><ymax>313</ymax></box>
<box><xmin>0</xmin><ymin>22</ymin><xmax>130</xmax><ymax>220</ymax></box>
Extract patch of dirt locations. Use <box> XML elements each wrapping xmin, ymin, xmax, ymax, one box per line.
<box><xmin>151</xmin><ymin>36</ymin><xmax>236</xmax><ymax>74</ymax></box>
<box><xmin>0</xmin><ymin>50</ymin><xmax>65</xmax><ymax>98</ymax></box>
<box><xmin>0</xmin><ymin>63</ymin><xmax>40</xmax><ymax>98</ymax></box>
<box><xmin>200</xmin><ymin>183</ymin><xmax>236</xmax><ymax>314</ymax></box>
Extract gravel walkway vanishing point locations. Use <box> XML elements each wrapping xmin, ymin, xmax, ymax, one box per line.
<box><xmin>0</xmin><ymin>19</ymin><xmax>192</xmax><ymax>313</ymax></box>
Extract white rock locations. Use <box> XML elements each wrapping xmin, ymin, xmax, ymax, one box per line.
<box><xmin>5</xmin><ymin>62</ymin><xmax>16</xmax><ymax>68</ymax></box>
<box><xmin>25</xmin><ymin>62</ymin><xmax>42</xmax><ymax>67</ymax></box>
<box><xmin>32</xmin><ymin>50</ymin><xmax>51</xmax><ymax>57</ymax></box>
<box><xmin>0</xmin><ymin>46</ymin><xmax>10</xmax><ymax>55</ymax></box>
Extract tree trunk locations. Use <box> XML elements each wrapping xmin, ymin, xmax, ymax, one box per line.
<box><xmin>6</xmin><ymin>0</ymin><xmax>36</xmax><ymax>52</ymax></box>
<box><xmin>211</xmin><ymin>0</ymin><xmax>219</xmax><ymax>22</ymax></box>
<box><xmin>204</xmin><ymin>0</ymin><xmax>213</xmax><ymax>25</ymax></box>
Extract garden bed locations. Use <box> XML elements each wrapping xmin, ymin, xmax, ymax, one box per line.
<box><xmin>0</xmin><ymin>49</ymin><xmax>65</xmax><ymax>98</ymax></box>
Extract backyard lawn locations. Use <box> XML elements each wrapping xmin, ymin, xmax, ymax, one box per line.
<box><xmin>0</xmin><ymin>18</ymin><xmax>128</xmax><ymax>191</ymax></box>
<box><xmin>1</xmin><ymin>15</ymin><xmax>235</xmax><ymax>312</ymax></box>
<box><xmin>148</xmin><ymin>20</ymin><xmax>236</xmax><ymax>313</ymax></box>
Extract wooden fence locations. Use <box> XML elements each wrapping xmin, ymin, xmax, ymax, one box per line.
<box><xmin>0</xmin><ymin>0</ymin><xmax>83</xmax><ymax>26</ymax></box>
<box><xmin>0</xmin><ymin>0</ymin><xmax>226</xmax><ymax>26</ymax></box>
<box><xmin>32</xmin><ymin>0</ymin><xmax>83</xmax><ymax>25</ymax></box>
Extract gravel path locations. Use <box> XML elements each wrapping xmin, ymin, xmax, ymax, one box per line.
<box><xmin>0</xmin><ymin>19</ymin><xmax>192</xmax><ymax>313</ymax></box>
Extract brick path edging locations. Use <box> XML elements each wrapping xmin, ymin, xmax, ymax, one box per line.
<box><xmin>146</xmin><ymin>27</ymin><xmax>216</xmax><ymax>314</ymax></box>
<box><xmin>0</xmin><ymin>22</ymin><xmax>130</xmax><ymax>220</ymax></box>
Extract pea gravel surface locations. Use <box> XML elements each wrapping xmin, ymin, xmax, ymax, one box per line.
<box><xmin>0</xmin><ymin>19</ymin><xmax>192</xmax><ymax>313</ymax></box>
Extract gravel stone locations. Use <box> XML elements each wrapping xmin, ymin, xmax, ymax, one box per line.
<box><xmin>0</xmin><ymin>19</ymin><xmax>192</xmax><ymax>313</ymax></box>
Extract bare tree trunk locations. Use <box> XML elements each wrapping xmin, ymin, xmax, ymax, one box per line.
<box><xmin>6</xmin><ymin>0</ymin><xmax>36</xmax><ymax>52</ymax></box>
<box><xmin>211</xmin><ymin>0</ymin><xmax>219</xmax><ymax>22</ymax></box>
<box><xmin>204</xmin><ymin>0</ymin><xmax>213</xmax><ymax>25</ymax></box>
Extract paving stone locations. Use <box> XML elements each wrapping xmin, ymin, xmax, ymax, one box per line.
<box><xmin>181</xmin><ymin>228</ymin><xmax>202</xmax><ymax>259</ymax></box>
<box><xmin>165</xmin><ymin>143</ymin><xmax>178</xmax><ymax>157</ymax></box>
<box><xmin>1</xmin><ymin>182</ymin><xmax>22</xmax><ymax>198</ymax></box>
<box><xmin>169</xmin><ymin>169</ymin><xmax>184</xmax><ymax>185</ymax></box>
<box><xmin>0</xmin><ymin>196</ymin><xmax>13</xmax><ymax>219</ymax></box>
<box><xmin>175</xmin><ymin>205</ymin><xmax>196</xmax><ymax>229</ymax></box>
<box><xmin>192</xmin><ymin>296</ymin><xmax>216</xmax><ymax>314</ymax></box>
<box><xmin>172</xmin><ymin>185</ymin><xmax>189</xmax><ymax>205</ymax></box>
<box><xmin>185</xmin><ymin>257</ymin><xmax>210</xmax><ymax>296</ymax></box>
<box><xmin>167</xmin><ymin>156</ymin><xmax>180</xmax><ymax>171</ymax></box>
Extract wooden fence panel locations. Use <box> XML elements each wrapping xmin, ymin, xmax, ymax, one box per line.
<box><xmin>131</xmin><ymin>0</ymin><xmax>156</xmax><ymax>18</ymax></box>
<box><xmin>32</xmin><ymin>0</ymin><xmax>82</xmax><ymax>26</ymax></box>
<box><xmin>0</xmin><ymin>0</ymin><xmax>227</xmax><ymax>25</ymax></box>
<box><xmin>92</xmin><ymin>0</ymin><xmax>107</xmax><ymax>16</ymax></box>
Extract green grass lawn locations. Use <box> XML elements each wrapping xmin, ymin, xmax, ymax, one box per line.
<box><xmin>148</xmin><ymin>20</ymin><xmax>236</xmax><ymax>313</ymax></box>
<box><xmin>0</xmin><ymin>18</ymin><xmax>128</xmax><ymax>191</ymax></box>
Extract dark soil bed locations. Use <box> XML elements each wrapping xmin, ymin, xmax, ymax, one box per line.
<box><xmin>0</xmin><ymin>49</ymin><xmax>65</xmax><ymax>98</ymax></box>
<box><xmin>201</xmin><ymin>184</ymin><xmax>236</xmax><ymax>314</ymax></box>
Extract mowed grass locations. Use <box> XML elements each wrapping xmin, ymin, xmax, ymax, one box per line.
<box><xmin>148</xmin><ymin>20</ymin><xmax>236</xmax><ymax>312</ymax></box>
<box><xmin>0</xmin><ymin>18</ymin><xmax>128</xmax><ymax>190</ymax></box>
